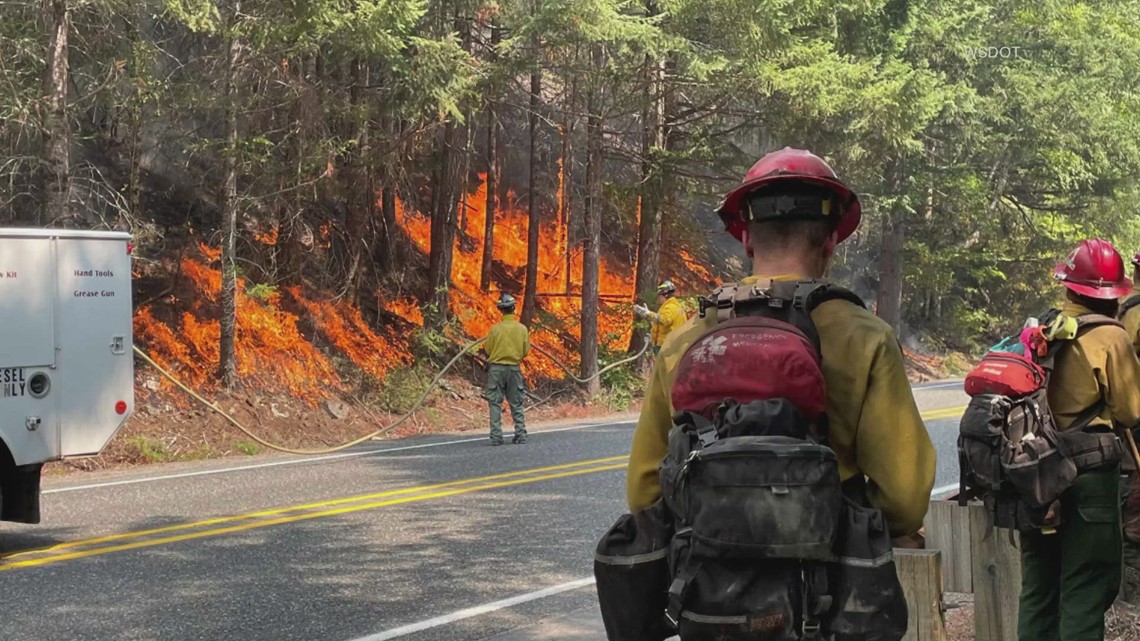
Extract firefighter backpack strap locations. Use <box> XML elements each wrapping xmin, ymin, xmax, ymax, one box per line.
<box><xmin>698</xmin><ymin>283</ymin><xmax>742</xmax><ymax>322</ymax></box>
<box><xmin>798</xmin><ymin>281</ymin><xmax>866</xmax><ymax>312</ymax></box>
<box><xmin>1076</xmin><ymin>313</ymin><xmax>1125</xmax><ymax>333</ymax></box>
<box><xmin>1119</xmin><ymin>295</ymin><xmax>1140</xmax><ymax>321</ymax></box>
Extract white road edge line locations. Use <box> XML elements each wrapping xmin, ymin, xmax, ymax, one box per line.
<box><xmin>43</xmin><ymin>420</ymin><xmax>636</xmax><ymax>494</ymax></box>
<box><xmin>349</xmin><ymin>577</ymin><xmax>597</xmax><ymax>641</ymax></box>
<box><xmin>930</xmin><ymin>483</ymin><xmax>959</xmax><ymax>498</ymax></box>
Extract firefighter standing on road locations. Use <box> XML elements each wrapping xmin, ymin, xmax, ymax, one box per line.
<box><xmin>633</xmin><ymin>280</ymin><xmax>687</xmax><ymax>355</ymax></box>
<box><xmin>626</xmin><ymin>147</ymin><xmax>936</xmax><ymax>539</ymax></box>
<box><xmin>1017</xmin><ymin>239</ymin><xmax>1140</xmax><ymax>641</ymax></box>
<box><xmin>482</xmin><ymin>294</ymin><xmax>530</xmax><ymax>446</ymax></box>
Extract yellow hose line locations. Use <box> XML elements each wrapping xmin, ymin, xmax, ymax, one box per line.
<box><xmin>130</xmin><ymin>331</ymin><xmax>651</xmax><ymax>456</ymax></box>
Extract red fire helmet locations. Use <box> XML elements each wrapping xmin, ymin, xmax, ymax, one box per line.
<box><xmin>1052</xmin><ymin>238</ymin><xmax>1133</xmax><ymax>300</ymax></box>
<box><xmin>715</xmin><ymin>147</ymin><xmax>862</xmax><ymax>246</ymax></box>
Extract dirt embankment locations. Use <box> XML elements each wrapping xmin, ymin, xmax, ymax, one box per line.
<box><xmin>47</xmin><ymin>374</ymin><xmax>639</xmax><ymax>475</ymax></box>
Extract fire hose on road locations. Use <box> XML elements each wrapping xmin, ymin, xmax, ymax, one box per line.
<box><xmin>131</xmin><ymin>331</ymin><xmax>653</xmax><ymax>456</ymax></box>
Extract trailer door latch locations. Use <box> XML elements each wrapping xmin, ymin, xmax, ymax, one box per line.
<box><xmin>25</xmin><ymin>416</ymin><xmax>41</xmax><ymax>431</ymax></box>
<box><xmin>110</xmin><ymin>335</ymin><xmax>126</xmax><ymax>355</ymax></box>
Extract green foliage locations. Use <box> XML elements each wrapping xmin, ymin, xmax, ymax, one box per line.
<box><xmin>376</xmin><ymin>363</ymin><xmax>433</xmax><ymax>415</ymax></box>
<box><xmin>129</xmin><ymin>435</ymin><xmax>220</xmax><ymax>462</ymax></box>
<box><xmin>246</xmin><ymin>283</ymin><xmax>278</xmax><ymax>302</ymax></box>
<box><xmin>232</xmin><ymin>440</ymin><xmax>260</xmax><ymax>455</ymax></box>
<box><xmin>597</xmin><ymin>339</ymin><xmax>645</xmax><ymax>411</ymax></box>
<box><xmin>128</xmin><ymin>436</ymin><xmax>174</xmax><ymax>463</ymax></box>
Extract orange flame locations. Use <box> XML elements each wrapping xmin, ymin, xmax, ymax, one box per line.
<box><xmin>290</xmin><ymin>288</ymin><xmax>412</xmax><ymax>381</ymax></box>
<box><xmin>394</xmin><ymin>174</ymin><xmax>647</xmax><ymax>379</ymax></box>
<box><xmin>254</xmin><ymin>226</ymin><xmax>279</xmax><ymax>246</ymax></box>
<box><xmin>135</xmin><ymin>248</ymin><xmax>379</xmax><ymax>405</ymax></box>
<box><xmin>135</xmin><ymin>172</ymin><xmax>719</xmax><ymax>403</ymax></box>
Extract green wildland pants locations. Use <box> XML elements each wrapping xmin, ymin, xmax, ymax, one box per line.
<box><xmin>1018</xmin><ymin>468</ymin><xmax>1123</xmax><ymax>641</ymax></box>
<box><xmin>485</xmin><ymin>363</ymin><xmax>526</xmax><ymax>442</ymax></box>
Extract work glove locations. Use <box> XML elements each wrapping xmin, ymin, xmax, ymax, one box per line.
<box><xmin>633</xmin><ymin>303</ymin><xmax>649</xmax><ymax>319</ymax></box>
<box><xmin>1045</xmin><ymin>314</ymin><xmax>1078</xmax><ymax>341</ymax></box>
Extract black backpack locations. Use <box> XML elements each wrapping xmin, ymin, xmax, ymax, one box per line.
<box><xmin>957</xmin><ymin>311</ymin><xmax>1126</xmax><ymax>532</ymax></box>
<box><xmin>643</xmin><ymin>280</ymin><xmax>906</xmax><ymax>641</ymax></box>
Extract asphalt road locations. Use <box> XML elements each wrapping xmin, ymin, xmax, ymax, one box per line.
<box><xmin>0</xmin><ymin>381</ymin><xmax>967</xmax><ymax>641</ymax></box>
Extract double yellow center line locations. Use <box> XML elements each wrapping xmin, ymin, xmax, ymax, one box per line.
<box><xmin>1</xmin><ymin>404</ymin><xmax>966</xmax><ymax>571</ymax></box>
<box><xmin>922</xmin><ymin>405</ymin><xmax>969</xmax><ymax>421</ymax></box>
<box><xmin>0</xmin><ymin>455</ymin><xmax>628</xmax><ymax>571</ymax></box>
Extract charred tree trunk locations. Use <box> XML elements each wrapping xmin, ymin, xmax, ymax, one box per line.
<box><xmin>126</xmin><ymin>100</ymin><xmax>142</xmax><ymax>226</ymax></box>
<box><xmin>123</xmin><ymin>7</ymin><xmax>144</xmax><ymax>229</ymax></box>
<box><xmin>276</xmin><ymin>55</ymin><xmax>306</xmax><ymax>283</ymax></box>
<box><xmin>343</xmin><ymin>58</ymin><xmax>369</xmax><ymax>301</ymax></box>
<box><xmin>219</xmin><ymin>5</ymin><xmax>242</xmax><ymax>388</ymax></box>
<box><xmin>521</xmin><ymin>65</ymin><xmax>542</xmax><ymax>325</ymax></box>
<box><xmin>580</xmin><ymin>44</ymin><xmax>605</xmax><ymax>396</ymax></box>
<box><xmin>425</xmin><ymin>8</ymin><xmax>472</xmax><ymax>327</ymax></box>
<box><xmin>479</xmin><ymin>103</ymin><xmax>498</xmax><ymax>291</ymax></box>
<box><xmin>427</xmin><ymin>120</ymin><xmax>458</xmax><ymax>326</ymax></box>
<box><xmin>876</xmin><ymin>160</ymin><xmax>906</xmax><ymax>336</ymax></box>
<box><xmin>381</xmin><ymin>177</ymin><xmax>398</xmax><ymax>269</ymax></box>
<box><xmin>562</xmin><ymin>56</ymin><xmax>577</xmax><ymax>293</ymax></box>
<box><xmin>40</xmin><ymin>0</ymin><xmax>70</xmax><ymax>225</ymax></box>
<box><xmin>478</xmin><ymin>25</ymin><xmax>500</xmax><ymax>292</ymax></box>
<box><xmin>378</xmin><ymin>114</ymin><xmax>401</xmax><ymax>274</ymax></box>
<box><xmin>629</xmin><ymin>46</ymin><xmax>669</xmax><ymax>357</ymax></box>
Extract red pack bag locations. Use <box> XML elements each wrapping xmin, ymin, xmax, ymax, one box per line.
<box><xmin>964</xmin><ymin>352</ymin><xmax>1045</xmax><ymax>398</ymax></box>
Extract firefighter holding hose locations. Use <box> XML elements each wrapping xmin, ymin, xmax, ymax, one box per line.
<box><xmin>634</xmin><ymin>280</ymin><xmax>687</xmax><ymax>355</ymax></box>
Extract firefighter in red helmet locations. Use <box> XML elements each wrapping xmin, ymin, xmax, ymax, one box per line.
<box><xmin>714</xmin><ymin>147</ymin><xmax>864</xmax><ymax>251</ymax></box>
<box><xmin>1017</xmin><ymin>239</ymin><xmax>1140</xmax><ymax>641</ymax></box>
<box><xmin>623</xmin><ymin>148</ymin><xmax>934</xmax><ymax>636</ymax></box>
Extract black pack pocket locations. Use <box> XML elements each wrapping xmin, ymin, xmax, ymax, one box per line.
<box><xmin>958</xmin><ymin>394</ymin><xmax>1006</xmax><ymax>492</ymax></box>
<box><xmin>594</xmin><ymin>502</ymin><xmax>675</xmax><ymax>641</ymax></box>
<box><xmin>1001</xmin><ymin>394</ymin><xmax>1077</xmax><ymax>509</ymax></box>
<box><xmin>827</xmin><ymin>498</ymin><xmax>907</xmax><ymax>641</ymax></box>
<box><xmin>669</xmin><ymin>539</ymin><xmax>801</xmax><ymax>641</ymax></box>
<box><xmin>715</xmin><ymin>398</ymin><xmax>812</xmax><ymax>440</ymax></box>
<box><xmin>676</xmin><ymin>436</ymin><xmax>840</xmax><ymax>560</ymax></box>
<box><xmin>1059</xmin><ymin>429</ymin><xmax>1123</xmax><ymax>473</ymax></box>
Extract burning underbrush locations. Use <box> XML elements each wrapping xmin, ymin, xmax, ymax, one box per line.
<box><xmin>134</xmin><ymin>244</ymin><xmax>412</xmax><ymax>407</ymax></box>
<box><xmin>133</xmin><ymin>173</ymin><xmax>719</xmax><ymax>415</ymax></box>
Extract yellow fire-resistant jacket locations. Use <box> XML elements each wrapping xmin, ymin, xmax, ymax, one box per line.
<box><xmin>626</xmin><ymin>275</ymin><xmax>937</xmax><ymax>536</ymax></box>
<box><xmin>483</xmin><ymin>315</ymin><xmax>530</xmax><ymax>365</ymax></box>
<box><xmin>651</xmin><ymin>296</ymin><xmax>688</xmax><ymax>347</ymax></box>
<box><xmin>1121</xmin><ymin>286</ymin><xmax>1140</xmax><ymax>356</ymax></box>
<box><xmin>1047</xmin><ymin>301</ymin><xmax>1140</xmax><ymax>432</ymax></box>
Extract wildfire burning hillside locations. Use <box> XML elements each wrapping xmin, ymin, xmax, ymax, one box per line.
<box><xmin>135</xmin><ymin>246</ymin><xmax>343</xmax><ymax>403</ymax></box>
<box><xmin>394</xmin><ymin>176</ymin><xmax>648</xmax><ymax>380</ymax></box>
<box><xmin>134</xmin><ymin>174</ymin><xmax>719</xmax><ymax>404</ymax></box>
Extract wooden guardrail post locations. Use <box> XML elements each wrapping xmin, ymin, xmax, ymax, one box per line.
<box><xmin>895</xmin><ymin>549</ymin><xmax>948</xmax><ymax>641</ymax></box>
<box><xmin>923</xmin><ymin>500</ymin><xmax>1024</xmax><ymax>641</ymax></box>
<box><xmin>923</xmin><ymin>500</ymin><xmax>974</xmax><ymax>593</ymax></box>
<box><xmin>968</xmin><ymin>507</ymin><xmax>1022</xmax><ymax>641</ymax></box>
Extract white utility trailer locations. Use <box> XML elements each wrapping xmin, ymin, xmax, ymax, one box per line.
<box><xmin>0</xmin><ymin>228</ymin><xmax>134</xmax><ymax>523</ymax></box>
